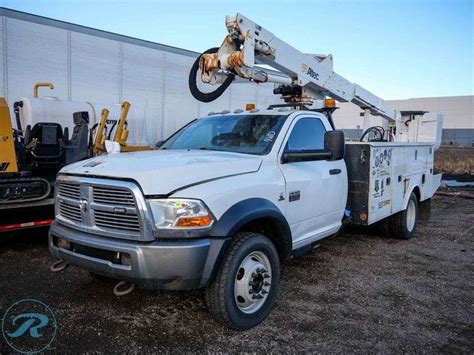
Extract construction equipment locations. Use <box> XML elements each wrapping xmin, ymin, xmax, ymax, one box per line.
<box><xmin>93</xmin><ymin>108</ymin><xmax>111</xmax><ymax>155</ymax></box>
<box><xmin>1</xmin><ymin>84</ymin><xmax>149</xmax><ymax>232</ymax></box>
<box><xmin>94</xmin><ymin>101</ymin><xmax>151</xmax><ymax>154</ymax></box>
<box><xmin>0</xmin><ymin>96</ymin><xmax>93</xmax><ymax>205</ymax></box>
<box><xmin>0</xmin><ymin>97</ymin><xmax>52</xmax><ymax>204</ymax></box>
<box><xmin>113</xmin><ymin>101</ymin><xmax>151</xmax><ymax>152</ymax></box>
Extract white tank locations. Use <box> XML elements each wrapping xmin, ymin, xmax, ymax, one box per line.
<box><xmin>15</xmin><ymin>96</ymin><xmax>150</xmax><ymax>146</ymax></box>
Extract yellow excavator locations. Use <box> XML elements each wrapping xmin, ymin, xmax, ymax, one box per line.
<box><xmin>0</xmin><ymin>89</ymin><xmax>150</xmax><ymax>232</ymax></box>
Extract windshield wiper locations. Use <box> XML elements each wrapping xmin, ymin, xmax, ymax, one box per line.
<box><xmin>199</xmin><ymin>147</ymin><xmax>223</xmax><ymax>152</ymax></box>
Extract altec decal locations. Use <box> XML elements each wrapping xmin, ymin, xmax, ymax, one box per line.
<box><xmin>302</xmin><ymin>64</ymin><xmax>319</xmax><ymax>80</ymax></box>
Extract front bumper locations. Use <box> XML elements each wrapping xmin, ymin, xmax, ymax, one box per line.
<box><xmin>49</xmin><ymin>221</ymin><xmax>228</xmax><ymax>290</ymax></box>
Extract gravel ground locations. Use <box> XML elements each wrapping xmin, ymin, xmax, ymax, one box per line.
<box><xmin>0</xmin><ymin>195</ymin><xmax>473</xmax><ymax>353</ymax></box>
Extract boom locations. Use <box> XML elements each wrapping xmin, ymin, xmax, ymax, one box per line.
<box><xmin>195</xmin><ymin>13</ymin><xmax>403</xmax><ymax>134</ymax></box>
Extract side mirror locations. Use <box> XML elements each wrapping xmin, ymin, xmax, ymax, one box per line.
<box><xmin>324</xmin><ymin>130</ymin><xmax>345</xmax><ymax>160</ymax></box>
<box><xmin>281</xmin><ymin>130</ymin><xmax>345</xmax><ymax>164</ymax></box>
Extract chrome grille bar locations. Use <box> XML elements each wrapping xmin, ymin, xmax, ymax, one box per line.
<box><xmin>94</xmin><ymin>213</ymin><xmax>141</xmax><ymax>231</ymax></box>
<box><xmin>58</xmin><ymin>201</ymin><xmax>82</xmax><ymax>223</ymax></box>
<box><xmin>92</xmin><ymin>186</ymin><xmax>135</xmax><ymax>206</ymax></box>
<box><xmin>57</xmin><ymin>182</ymin><xmax>81</xmax><ymax>200</ymax></box>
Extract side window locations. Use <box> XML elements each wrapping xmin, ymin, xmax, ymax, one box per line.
<box><xmin>285</xmin><ymin>117</ymin><xmax>326</xmax><ymax>151</ymax></box>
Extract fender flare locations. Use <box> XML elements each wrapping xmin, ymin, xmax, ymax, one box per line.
<box><xmin>209</xmin><ymin>198</ymin><xmax>292</xmax><ymax>257</ymax></box>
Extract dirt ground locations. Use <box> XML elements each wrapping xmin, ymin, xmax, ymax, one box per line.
<box><xmin>0</xmin><ymin>195</ymin><xmax>473</xmax><ymax>353</ymax></box>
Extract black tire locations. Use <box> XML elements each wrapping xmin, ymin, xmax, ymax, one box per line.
<box><xmin>206</xmin><ymin>232</ymin><xmax>280</xmax><ymax>330</ymax></box>
<box><xmin>418</xmin><ymin>198</ymin><xmax>432</xmax><ymax>222</ymax></box>
<box><xmin>382</xmin><ymin>192</ymin><xmax>419</xmax><ymax>239</ymax></box>
<box><xmin>188</xmin><ymin>47</ymin><xmax>235</xmax><ymax>103</ymax></box>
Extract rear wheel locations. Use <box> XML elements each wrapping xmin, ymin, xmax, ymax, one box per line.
<box><xmin>382</xmin><ymin>192</ymin><xmax>418</xmax><ymax>239</ymax></box>
<box><xmin>206</xmin><ymin>232</ymin><xmax>280</xmax><ymax>330</ymax></box>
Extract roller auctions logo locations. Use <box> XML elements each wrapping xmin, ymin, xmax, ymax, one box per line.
<box><xmin>2</xmin><ymin>299</ymin><xmax>57</xmax><ymax>353</ymax></box>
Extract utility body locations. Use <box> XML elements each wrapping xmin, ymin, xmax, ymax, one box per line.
<box><xmin>49</xmin><ymin>13</ymin><xmax>443</xmax><ymax>329</ymax></box>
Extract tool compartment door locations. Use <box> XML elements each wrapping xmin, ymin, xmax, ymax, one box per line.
<box><xmin>367</xmin><ymin>145</ymin><xmax>395</xmax><ymax>224</ymax></box>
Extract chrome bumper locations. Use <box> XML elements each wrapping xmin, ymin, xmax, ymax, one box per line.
<box><xmin>49</xmin><ymin>221</ymin><xmax>227</xmax><ymax>290</ymax></box>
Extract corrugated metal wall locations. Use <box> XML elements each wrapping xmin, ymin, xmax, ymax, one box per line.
<box><xmin>1</xmin><ymin>8</ymin><xmax>472</xmax><ymax>146</ymax></box>
<box><xmin>0</xmin><ymin>10</ymin><xmax>280</xmax><ymax>145</ymax></box>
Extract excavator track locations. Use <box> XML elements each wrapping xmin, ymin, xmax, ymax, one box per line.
<box><xmin>0</xmin><ymin>177</ymin><xmax>51</xmax><ymax>204</ymax></box>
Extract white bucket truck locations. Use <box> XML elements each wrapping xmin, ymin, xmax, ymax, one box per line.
<box><xmin>49</xmin><ymin>13</ymin><xmax>442</xmax><ymax>329</ymax></box>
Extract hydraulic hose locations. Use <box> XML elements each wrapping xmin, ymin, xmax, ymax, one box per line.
<box><xmin>188</xmin><ymin>47</ymin><xmax>234</xmax><ymax>103</ymax></box>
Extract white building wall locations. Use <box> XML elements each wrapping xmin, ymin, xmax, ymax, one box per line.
<box><xmin>389</xmin><ymin>96</ymin><xmax>473</xmax><ymax>129</ymax></box>
<box><xmin>0</xmin><ymin>8</ymin><xmax>471</xmax><ymax>146</ymax></box>
<box><xmin>333</xmin><ymin>96</ymin><xmax>474</xmax><ymax>130</ymax></box>
<box><xmin>7</xmin><ymin>18</ymin><xmax>69</xmax><ymax>100</ymax></box>
<box><xmin>71</xmin><ymin>31</ymin><xmax>120</xmax><ymax>103</ymax></box>
<box><xmin>0</xmin><ymin>9</ymin><xmax>280</xmax><ymax>146</ymax></box>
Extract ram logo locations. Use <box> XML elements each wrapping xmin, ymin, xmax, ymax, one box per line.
<box><xmin>78</xmin><ymin>199</ymin><xmax>88</xmax><ymax>212</ymax></box>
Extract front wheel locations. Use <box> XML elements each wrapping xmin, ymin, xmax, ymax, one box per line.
<box><xmin>206</xmin><ymin>232</ymin><xmax>280</xmax><ymax>330</ymax></box>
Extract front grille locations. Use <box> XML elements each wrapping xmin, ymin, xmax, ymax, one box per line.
<box><xmin>55</xmin><ymin>177</ymin><xmax>149</xmax><ymax>241</ymax></box>
<box><xmin>94</xmin><ymin>210</ymin><xmax>141</xmax><ymax>232</ymax></box>
<box><xmin>92</xmin><ymin>186</ymin><xmax>135</xmax><ymax>206</ymax></box>
<box><xmin>58</xmin><ymin>181</ymin><xmax>80</xmax><ymax>199</ymax></box>
<box><xmin>58</xmin><ymin>200</ymin><xmax>82</xmax><ymax>223</ymax></box>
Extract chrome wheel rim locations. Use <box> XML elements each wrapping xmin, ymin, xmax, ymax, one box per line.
<box><xmin>234</xmin><ymin>251</ymin><xmax>272</xmax><ymax>314</ymax></box>
<box><xmin>406</xmin><ymin>199</ymin><xmax>416</xmax><ymax>232</ymax></box>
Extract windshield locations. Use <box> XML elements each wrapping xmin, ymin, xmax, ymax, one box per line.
<box><xmin>160</xmin><ymin>114</ymin><xmax>288</xmax><ymax>155</ymax></box>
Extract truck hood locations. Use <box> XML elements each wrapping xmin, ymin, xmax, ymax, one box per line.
<box><xmin>60</xmin><ymin>150</ymin><xmax>262</xmax><ymax>195</ymax></box>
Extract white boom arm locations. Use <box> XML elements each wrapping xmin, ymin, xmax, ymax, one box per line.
<box><xmin>199</xmin><ymin>13</ymin><xmax>402</xmax><ymax>129</ymax></box>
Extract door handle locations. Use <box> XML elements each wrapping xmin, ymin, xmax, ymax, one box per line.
<box><xmin>329</xmin><ymin>169</ymin><xmax>341</xmax><ymax>175</ymax></box>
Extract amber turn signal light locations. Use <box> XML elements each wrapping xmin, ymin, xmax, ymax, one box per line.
<box><xmin>175</xmin><ymin>215</ymin><xmax>213</xmax><ymax>228</ymax></box>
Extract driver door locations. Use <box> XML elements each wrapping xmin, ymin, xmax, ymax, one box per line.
<box><xmin>279</xmin><ymin>116</ymin><xmax>346</xmax><ymax>248</ymax></box>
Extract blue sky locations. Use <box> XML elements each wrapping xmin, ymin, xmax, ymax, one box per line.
<box><xmin>2</xmin><ymin>0</ymin><xmax>473</xmax><ymax>99</ymax></box>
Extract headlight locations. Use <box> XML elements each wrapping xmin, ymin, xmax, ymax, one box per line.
<box><xmin>148</xmin><ymin>199</ymin><xmax>213</xmax><ymax>229</ymax></box>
